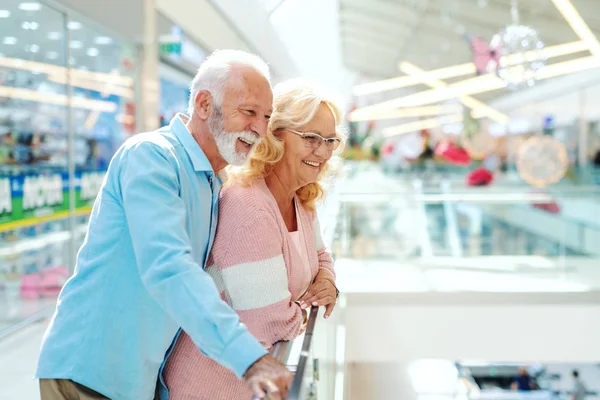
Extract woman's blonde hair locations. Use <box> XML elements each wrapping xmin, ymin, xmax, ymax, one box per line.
<box><xmin>228</xmin><ymin>78</ymin><xmax>346</xmax><ymax>210</ymax></box>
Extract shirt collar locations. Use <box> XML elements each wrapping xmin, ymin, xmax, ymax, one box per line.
<box><xmin>169</xmin><ymin>113</ymin><xmax>213</xmax><ymax>172</ymax></box>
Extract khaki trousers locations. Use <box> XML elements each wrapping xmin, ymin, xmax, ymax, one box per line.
<box><xmin>39</xmin><ymin>379</ymin><xmax>108</xmax><ymax>400</ymax></box>
<box><xmin>39</xmin><ymin>379</ymin><xmax>160</xmax><ymax>400</ymax></box>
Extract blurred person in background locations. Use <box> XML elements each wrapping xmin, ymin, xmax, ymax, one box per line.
<box><xmin>162</xmin><ymin>79</ymin><xmax>343</xmax><ymax>400</ymax></box>
<box><xmin>511</xmin><ymin>367</ymin><xmax>534</xmax><ymax>391</ymax></box>
<box><xmin>36</xmin><ymin>50</ymin><xmax>292</xmax><ymax>400</ymax></box>
<box><xmin>593</xmin><ymin>148</ymin><xmax>600</xmax><ymax>167</ymax></box>
<box><xmin>572</xmin><ymin>370</ymin><xmax>587</xmax><ymax>400</ymax></box>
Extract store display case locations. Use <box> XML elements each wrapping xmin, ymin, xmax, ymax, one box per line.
<box><xmin>0</xmin><ymin>0</ymin><xmax>137</xmax><ymax>335</ymax></box>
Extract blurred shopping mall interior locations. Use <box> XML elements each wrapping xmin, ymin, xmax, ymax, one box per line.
<box><xmin>1</xmin><ymin>0</ymin><xmax>600</xmax><ymax>399</ymax></box>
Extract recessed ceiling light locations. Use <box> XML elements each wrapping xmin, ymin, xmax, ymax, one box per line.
<box><xmin>87</xmin><ymin>47</ymin><xmax>99</xmax><ymax>57</ymax></box>
<box><xmin>19</xmin><ymin>2</ymin><xmax>41</xmax><ymax>11</ymax></box>
<box><xmin>67</xmin><ymin>21</ymin><xmax>82</xmax><ymax>30</ymax></box>
<box><xmin>47</xmin><ymin>31</ymin><xmax>61</xmax><ymax>40</ymax></box>
<box><xmin>0</xmin><ymin>10</ymin><xmax>11</xmax><ymax>18</ymax></box>
<box><xmin>94</xmin><ymin>36</ymin><xmax>113</xmax><ymax>45</ymax></box>
<box><xmin>21</xmin><ymin>21</ymin><xmax>39</xmax><ymax>30</ymax></box>
<box><xmin>28</xmin><ymin>44</ymin><xmax>40</xmax><ymax>53</ymax></box>
<box><xmin>69</xmin><ymin>57</ymin><xmax>76</xmax><ymax>65</ymax></box>
<box><xmin>3</xmin><ymin>37</ymin><xmax>17</xmax><ymax>45</ymax></box>
<box><xmin>46</xmin><ymin>51</ymin><xmax>59</xmax><ymax>60</ymax></box>
<box><xmin>70</xmin><ymin>40</ymin><xmax>83</xmax><ymax>49</ymax></box>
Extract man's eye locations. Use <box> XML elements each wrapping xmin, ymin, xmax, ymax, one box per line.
<box><xmin>243</xmin><ymin>109</ymin><xmax>256</xmax><ymax>116</ymax></box>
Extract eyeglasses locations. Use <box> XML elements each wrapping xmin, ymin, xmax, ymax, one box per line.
<box><xmin>286</xmin><ymin>129</ymin><xmax>342</xmax><ymax>151</ymax></box>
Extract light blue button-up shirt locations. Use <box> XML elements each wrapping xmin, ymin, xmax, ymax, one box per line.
<box><xmin>36</xmin><ymin>115</ymin><xmax>267</xmax><ymax>400</ymax></box>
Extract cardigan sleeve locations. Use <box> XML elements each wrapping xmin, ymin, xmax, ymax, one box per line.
<box><xmin>312</xmin><ymin>214</ymin><xmax>336</xmax><ymax>279</ymax></box>
<box><xmin>210</xmin><ymin>207</ymin><xmax>306</xmax><ymax>349</ymax></box>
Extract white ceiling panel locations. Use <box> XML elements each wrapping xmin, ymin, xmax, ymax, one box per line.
<box><xmin>339</xmin><ymin>0</ymin><xmax>600</xmax><ymax>81</ymax></box>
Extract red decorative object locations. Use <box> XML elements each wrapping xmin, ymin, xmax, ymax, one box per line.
<box><xmin>531</xmin><ymin>201</ymin><xmax>561</xmax><ymax>214</ymax></box>
<box><xmin>435</xmin><ymin>141</ymin><xmax>471</xmax><ymax>166</ymax></box>
<box><xmin>466</xmin><ymin>167</ymin><xmax>493</xmax><ymax>186</ymax></box>
<box><xmin>381</xmin><ymin>141</ymin><xmax>395</xmax><ymax>157</ymax></box>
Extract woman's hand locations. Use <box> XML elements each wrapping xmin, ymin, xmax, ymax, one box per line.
<box><xmin>298</xmin><ymin>269</ymin><xmax>338</xmax><ymax>319</ymax></box>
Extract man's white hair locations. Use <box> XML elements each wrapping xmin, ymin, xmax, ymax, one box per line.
<box><xmin>187</xmin><ymin>49</ymin><xmax>271</xmax><ymax>115</ymax></box>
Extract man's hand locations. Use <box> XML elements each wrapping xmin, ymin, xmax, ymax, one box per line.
<box><xmin>244</xmin><ymin>355</ymin><xmax>293</xmax><ymax>400</ymax></box>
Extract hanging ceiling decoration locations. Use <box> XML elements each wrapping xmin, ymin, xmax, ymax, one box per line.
<box><xmin>348</xmin><ymin>0</ymin><xmax>600</xmax><ymax>138</ymax></box>
<box><xmin>493</xmin><ymin>0</ymin><xmax>546</xmax><ymax>89</ymax></box>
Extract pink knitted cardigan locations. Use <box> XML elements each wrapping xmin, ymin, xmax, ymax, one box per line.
<box><xmin>163</xmin><ymin>177</ymin><xmax>335</xmax><ymax>400</ymax></box>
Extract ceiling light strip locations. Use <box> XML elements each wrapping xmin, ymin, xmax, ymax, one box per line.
<box><xmin>378</xmin><ymin>57</ymin><xmax>600</xmax><ymax>138</ymax></box>
<box><xmin>0</xmin><ymin>86</ymin><xmax>118</xmax><ymax>112</ymax></box>
<box><xmin>551</xmin><ymin>0</ymin><xmax>600</xmax><ymax>56</ymax></box>
<box><xmin>352</xmin><ymin>40</ymin><xmax>588</xmax><ymax>95</ymax></box>
<box><xmin>353</xmin><ymin>56</ymin><xmax>600</xmax><ymax>116</ymax></box>
<box><xmin>382</xmin><ymin>114</ymin><xmax>463</xmax><ymax>137</ymax></box>
<box><xmin>355</xmin><ymin>75</ymin><xmax>504</xmax><ymax>114</ymax></box>
<box><xmin>47</xmin><ymin>75</ymin><xmax>134</xmax><ymax>98</ymax></box>
<box><xmin>349</xmin><ymin>105</ymin><xmax>462</xmax><ymax>122</ymax></box>
<box><xmin>0</xmin><ymin>57</ymin><xmax>133</xmax><ymax>87</ymax></box>
<box><xmin>400</xmin><ymin>62</ymin><xmax>509</xmax><ymax>124</ymax></box>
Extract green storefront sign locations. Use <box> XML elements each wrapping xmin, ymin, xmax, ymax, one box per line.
<box><xmin>0</xmin><ymin>171</ymin><xmax>105</xmax><ymax>230</ymax></box>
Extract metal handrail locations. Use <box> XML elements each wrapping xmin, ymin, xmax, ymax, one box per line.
<box><xmin>251</xmin><ymin>306</ymin><xmax>319</xmax><ymax>400</ymax></box>
<box><xmin>287</xmin><ymin>306</ymin><xmax>319</xmax><ymax>400</ymax></box>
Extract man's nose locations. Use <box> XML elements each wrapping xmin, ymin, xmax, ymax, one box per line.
<box><xmin>252</xmin><ymin>117</ymin><xmax>269</xmax><ymax>138</ymax></box>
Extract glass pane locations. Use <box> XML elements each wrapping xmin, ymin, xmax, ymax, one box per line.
<box><xmin>0</xmin><ymin>2</ymin><xmax>137</xmax><ymax>334</ymax></box>
<box><xmin>159</xmin><ymin>63</ymin><xmax>191</xmax><ymax>125</ymax></box>
<box><xmin>64</xmin><ymin>12</ymin><xmax>137</xmax><ymax>257</ymax></box>
<box><xmin>332</xmin><ymin>162</ymin><xmax>600</xmax><ymax>292</ymax></box>
<box><xmin>0</xmin><ymin>0</ymin><xmax>69</xmax><ymax>332</ymax></box>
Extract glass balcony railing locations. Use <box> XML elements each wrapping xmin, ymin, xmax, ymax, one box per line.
<box><xmin>329</xmin><ymin>162</ymin><xmax>600</xmax><ymax>293</ymax></box>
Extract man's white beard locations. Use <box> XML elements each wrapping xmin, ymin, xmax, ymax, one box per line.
<box><xmin>214</xmin><ymin>130</ymin><xmax>259</xmax><ymax>166</ymax></box>
<box><xmin>209</xmin><ymin>107</ymin><xmax>260</xmax><ymax>166</ymax></box>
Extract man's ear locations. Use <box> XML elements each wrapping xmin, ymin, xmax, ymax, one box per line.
<box><xmin>193</xmin><ymin>90</ymin><xmax>212</xmax><ymax>121</ymax></box>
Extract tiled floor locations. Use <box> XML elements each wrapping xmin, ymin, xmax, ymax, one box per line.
<box><xmin>0</xmin><ymin>320</ymin><xmax>47</xmax><ymax>400</ymax></box>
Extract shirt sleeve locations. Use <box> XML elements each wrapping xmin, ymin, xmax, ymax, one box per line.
<box><xmin>119</xmin><ymin>141</ymin><xmax>266</xmax><ymax>378</ymax></box>
<box><xmin>211</xmin><ymin>208</ymin><xmax>306</xmax><ymax>349</ymax></box>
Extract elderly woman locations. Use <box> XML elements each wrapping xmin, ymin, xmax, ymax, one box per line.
<box><xmin>161</xmin><ymin>79</ymin><xmax>344</xmax><ymax>400</ymax></box>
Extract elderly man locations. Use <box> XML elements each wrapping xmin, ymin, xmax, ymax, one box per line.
<box><xmin>37</xmin><ymin>50</ymin><xmax>292</xmax><ymax>400</ymax></box>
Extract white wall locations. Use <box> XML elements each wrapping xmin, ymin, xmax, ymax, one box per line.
<box><xmin>207</xmin><ymin>0</ymin><xmax>299</xmax><ymax>81</ymax></box>
<box><xmin>208</xmin><ymin>0</ymin><xmax>356</xmax><ymax>99</ymax></box>
<box><xmin>267</xmin><ymin>0</ymin><xmax>356</xmax><ymax>98</ymax></box>
<box><xmin>156</xmin><ymin>0</ymin><xmax>251</xmax><ymax>53</ymax></box>
<box><xmin>345</xmin><ymin>295</ymin><xmax>600</xmax><ymax>364</ymax></box>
